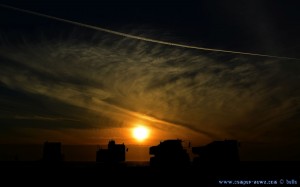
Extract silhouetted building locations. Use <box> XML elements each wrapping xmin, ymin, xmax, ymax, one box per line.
<box><xmin>149</xmin><ymin>139</ymin><xmax>190</xmax><ymax>167</ymax></box>
<box><xmin>42</xmin><ymin>141</ymin><xmax>63</xmax><ymax>162</ymax></box>
<box><xmin>96</xmin><ymin>140</ymin><xmax>126</xmax><ymax>163</ymax></box>
<box><xmin>192</xmin><ymin>140</ymin><xmax>239</xmax><ymax>164</ymax></box>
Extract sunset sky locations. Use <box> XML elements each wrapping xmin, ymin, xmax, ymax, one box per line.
<box><xmin>0</xmin><ymin>0</ymin><xmax>299</xmax><ymax>160</ymax></box>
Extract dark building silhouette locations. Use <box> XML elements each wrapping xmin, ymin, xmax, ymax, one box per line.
<box><xmin>42</xmin><ymin>141</ymin><xmax>63</xmax><ymax>162</ymax></box>
<box><xmin>149</xmin><ymin>139</ymin><xmax>190</xmax><ymax>167</ymax></box>
<box><xmin>96</xmin><ymin>140</ymin><xmax>126</xmax><ymax>163</ymax></box>
<box><xmin>192</xmin><ymin>140</ymin><xmax>239</xmax><ymax>164</ymax></box>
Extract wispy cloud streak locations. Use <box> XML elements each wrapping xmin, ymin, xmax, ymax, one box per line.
<box><xmin>0</xmin><ymin>26</ymin><xmax>299</xmax><ymax>144</ymax></box>
<box><xmin>0</xmin><ymin>3</ymin><xmax>298</xmax><ymax>60</ymax></box>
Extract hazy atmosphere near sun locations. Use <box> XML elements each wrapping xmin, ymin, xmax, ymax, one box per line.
<box><xmin>0</xmin><ymin>0</ymin><xmax>299</xmax><ymax>161</ymax></box>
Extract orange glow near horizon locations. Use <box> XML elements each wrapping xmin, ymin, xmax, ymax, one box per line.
<box><xmin>6</xmin><ymin>121</ymin><xmax>208</xmax><ymax>147</ymax></box>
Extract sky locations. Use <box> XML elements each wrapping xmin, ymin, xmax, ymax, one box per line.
<box><xmin>0</xmin><ymin>0</ymin><xmax>299</xmax><ymax>161</ymax></box>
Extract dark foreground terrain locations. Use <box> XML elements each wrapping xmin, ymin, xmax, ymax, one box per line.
<box><xmin>1</xmin><ymin>161</ymin><xmax>299</xmax><ymax>186</ymax></box>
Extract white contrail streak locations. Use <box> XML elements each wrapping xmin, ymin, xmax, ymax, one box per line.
<box><xmin>0</xmin><ymin>4</ymin><xmax>299</xmax><ymax>60</ymax></box>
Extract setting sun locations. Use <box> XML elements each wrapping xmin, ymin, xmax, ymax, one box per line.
<box><xmin>133</xmin><ymin>126</ymin><xmax>149</xmax><ymax>142</ymax></box>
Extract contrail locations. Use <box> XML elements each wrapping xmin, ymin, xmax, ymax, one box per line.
<box><xmin>1</xmin><ymin>4</ymin><xmax>299</xmax><ymax>60</ymax></box>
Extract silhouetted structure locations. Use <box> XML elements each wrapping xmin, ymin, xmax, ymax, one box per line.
<box><xmin>192</xmin><ymin>140</ymin><xmax>239</xmax><ymax>164</ymax></box>
<box><xmin>96</xmin><ymin>140</ymin><xmax>126</xmax><ymax>163</ymax></box>
<box><xmin>42</xmin><ymin>141</ymin><xmax>63</xmax><ymax>162</ymax></box>
<box><xmin>149</xmin><ymin>139</ymin><xmax>190</xmax><ymax>167</ymax></box>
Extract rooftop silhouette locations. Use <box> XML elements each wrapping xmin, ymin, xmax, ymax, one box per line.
<box><xmin>96</xmin><ymin>140</ymin><xmax>126</xmax><ymax>163</ymax></box>
<box><xmin>42</xmin><ymin>141</ymin><xmax>63</xmax><ymax>162</ymax></box>
<box><xmin>149</xmin><ymin>139</ymin><xmax>190</xmax><ymax>168</ymax></box>
<box><xmin>0</xmin><ymin>139</ymin><xmax>299</xmax><ymax>186</ymax></box>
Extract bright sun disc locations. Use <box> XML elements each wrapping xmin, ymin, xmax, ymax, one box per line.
<box><xmin>133</xmin><ymin>126</ymin><xmax>149</xmax><ymax>141</ymax></box>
